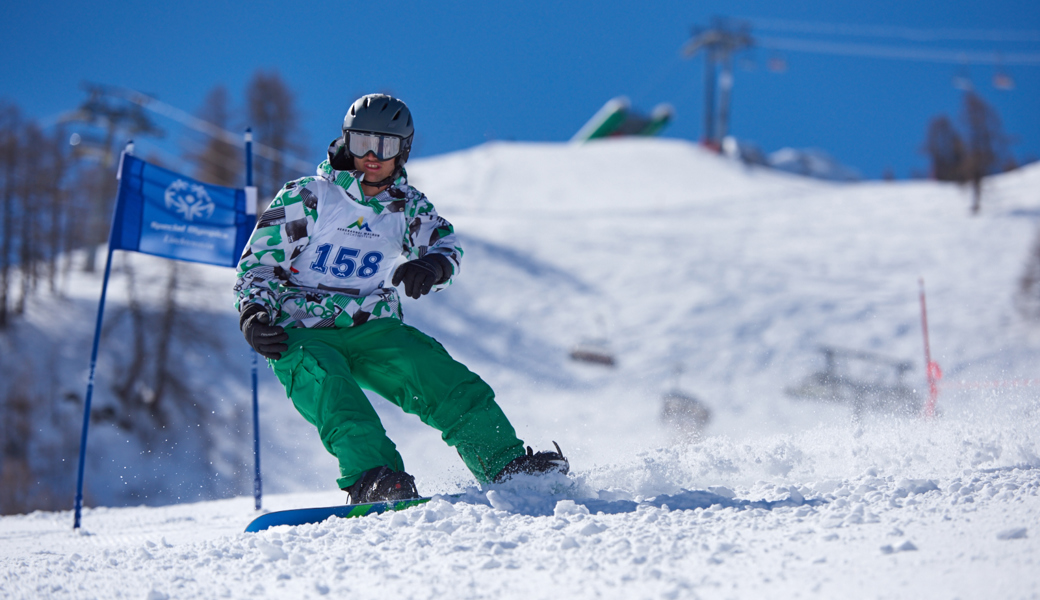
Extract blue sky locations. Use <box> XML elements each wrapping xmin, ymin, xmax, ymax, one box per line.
<box><xmin>1</xmin><ymin>0</ymin><xmax>1038</xmax><ymax>179</ymax></box>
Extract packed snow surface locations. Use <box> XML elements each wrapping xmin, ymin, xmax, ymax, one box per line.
<box><xmin>3</xmin><ymin>139</ymin><xmax>1040</xmax><ymax>598</ymax></box>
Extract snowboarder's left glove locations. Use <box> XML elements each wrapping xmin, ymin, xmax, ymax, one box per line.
<box><xmin>240</xmin><ymin>305</ymin><xmax>289</xmax><ymax>360</ymax></box>
<box><xmin>392</xmin><ymin>254</ymin><xmax>451</xmax><ymax>299</ymax></box>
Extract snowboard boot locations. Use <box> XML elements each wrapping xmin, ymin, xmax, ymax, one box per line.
<box><xmin>494</xmin><ymin>441</ymin><xmax>570</xmax><ymax>483</ymax></box>
<box><xmin>343</xmin><ymin>466</ymin><xmax>420</xmax><ymax>504</ymax></box>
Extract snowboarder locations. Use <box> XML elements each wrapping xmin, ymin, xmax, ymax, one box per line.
<box><xmin>234</xmin><ymin>94</ymin><xmax>568</xmax><ymax>503</ymax></box>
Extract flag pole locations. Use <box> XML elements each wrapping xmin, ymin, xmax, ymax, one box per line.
<box><xmin>245</xmin><ymin>128</ymin><xmax>262</xmax><ymax>510</ymax></box>
<box><xmin>73</xmin><ymin>141</ymin><xmax>134</xmax><ymax>529</ymax></box>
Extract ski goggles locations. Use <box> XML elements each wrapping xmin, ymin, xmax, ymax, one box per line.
<box><xmin>346</xmin><ymin>131</ymin><xmax>403</xmax><ymax>160</ymax></box>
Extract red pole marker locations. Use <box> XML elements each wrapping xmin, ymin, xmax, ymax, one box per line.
<box><xmin>919</xmin><ymin>278</ymin><xmax>941</xmax><ymax>418</ymax></box>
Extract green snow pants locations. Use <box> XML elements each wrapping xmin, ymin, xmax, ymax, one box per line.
<box><xmin>270</xmin><ymin>318</ymin><xmax>526</xmax><ymax>489</ymax></box>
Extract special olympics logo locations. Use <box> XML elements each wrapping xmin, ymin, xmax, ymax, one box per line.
<box><xmin>164</xmin><ymin>179</ymin><xmax>215</xmax><ymax>222</ymax></box>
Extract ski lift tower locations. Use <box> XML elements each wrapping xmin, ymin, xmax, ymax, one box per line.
<box><xmin>682</xmin><ymin>17</ymin><xmax>754</xmax><ymax>151</ymax></box>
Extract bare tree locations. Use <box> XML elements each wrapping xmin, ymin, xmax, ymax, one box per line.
<box><xmin>0</xmin><ymin>385</ymin><xmax>36</xmax><ymax>514</ymax></box>
<box><xmin>108</xmin><ymin>259</ymin><xmax>187</xmax><ymax>436</ymax></box>
<box><xmin>961</xmin><ymin>91</ymin><xmax>1010</xmax><ymax>215</ymax></box>
<box><xmin>0</xmin><ymin>111</ymin><xmax>66</xmax><ymax>319</ymax></box>
<box><xmin>246</xmin><ymin>70</ymin><xmax>305</xmax><ymax>204</ymax></box>
<box><xmin>14</xmin><ymin>123</ymin><xmax>46</xmax><ymax>315</ymax></box>
<box><xmin>188</xmin><ymin>85</ymin><xmax>241</xmax><ymax>187</ymax></box>
<box><xmin>923</xmin><ymin>115</ymin><xmax>965</xmax><ymax>182</ymax></box>
<box><xmin>1018</xmin><ymin>228</ymin><xmax>1040</xmax><ymax>321</ymax></box>
<box><xmin>43</xmin><ymin>126</ymin><xmax>72</xmax><ymax>294</ymax></box>
<box><xmin>922</xmin><ymin>92</ymin><xmax>1013</xmax><ymax>215</ymax></box>
<box><xmin>0</xmin><ymin>102</ymin><xmax>19</xmax><ymax>328</ymax></box>
<box><xmin>70</xmin><ymin>85</ymin><xmax>163</xmax><ymax>271</ymax></box>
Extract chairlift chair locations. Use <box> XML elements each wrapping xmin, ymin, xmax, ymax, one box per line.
<box><xmin>767</xmin><ymin>55</ymin><xmax>787</xmax><ymax>73</ymax></box>
<box><xmin>568</xmin><ymin>339</ymin><xmax>616</xmax><ymax>367</ymax></box>
<box><xmin>785</xmin><ymin>346</ymin><xmax>921</xmax><ymax>417</ymax></box>
<box><xmin>660</xmin><ymin>389</ymin><xmax>712</xmax><ymax>433</ymax></box>
<box><xmin>660</xmin><ymin>363</ymin><xmax>712</xmax><ymax>440</ymax></box>
<box><xmin>993</xmin><ymin>72</ymin><xmax>1015</xmax><ymax>91</ymax></box>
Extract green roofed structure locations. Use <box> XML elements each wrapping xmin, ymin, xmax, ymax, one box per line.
<box><xmin>571</xmin><ymin>96</ymin><xmax>674</xmax><ymax>143</ymax></box>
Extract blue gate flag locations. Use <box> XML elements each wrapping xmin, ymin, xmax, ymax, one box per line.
<box><xmin>111</xmin><ymin>154</ymin><xmax>256</xmax><ymax>267</ymax></box>
<box><xmin>74</xmin><ymin>142</ymin><xmax>262</xmax><ymax>530</ymax></box>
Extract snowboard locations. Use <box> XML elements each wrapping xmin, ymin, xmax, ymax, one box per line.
<box><xmin>245</xmin><ymin>497</ymin><xmax>433</xmax><ymax>532</ymax></box>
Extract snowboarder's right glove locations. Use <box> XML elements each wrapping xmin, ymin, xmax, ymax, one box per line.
<box><xmin>392</xmin><ymin>254</ymin><xmax>452</xmax><ymax>300</ymax></box>
<box><xmin>240</xmin><ymin>305</ymin><xmax>289</xmax><ymax>360</ymax></box>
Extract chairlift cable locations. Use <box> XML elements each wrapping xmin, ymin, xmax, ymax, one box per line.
<box><xmin>755</xmin><ymin>36</ymin><xmax>1040</xmax><ymax>66</ymax></box>
<box><xmin>739</xmin><ymin>17</ymin><xmax>1040</xmax><ymax>43</ymax></box>
<box><xmin>53</xmin><ymin>84</ymin><xmax>314</xmax><ymax>176</ymax></box>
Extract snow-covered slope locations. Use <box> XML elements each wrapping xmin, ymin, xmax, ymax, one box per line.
<box><xmin>2</xmin><ymin>139</ymin><xmax>1039</xmax><ymax>599</ymax></box>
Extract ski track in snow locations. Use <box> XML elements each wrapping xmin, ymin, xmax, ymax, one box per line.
<box><xmin>3</xmin><ymin>139</ymin><xmax>1040</xmax><ymax>598</ymax></box>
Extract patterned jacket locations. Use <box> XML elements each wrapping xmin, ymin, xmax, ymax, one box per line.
<box><xmin>234</xmin><ymin>160</ymin><xmax>462</xmax><ymax>329</ymax></box>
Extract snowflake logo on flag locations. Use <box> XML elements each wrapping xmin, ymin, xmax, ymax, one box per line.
<box><xmin>164</xmin><ymin>179</ymin><xmax>215</xmax><ymax>222</ymax></box>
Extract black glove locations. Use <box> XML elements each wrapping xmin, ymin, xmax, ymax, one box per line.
<box><xmin>240</xmin><ymin>305</ymin><xmax>289</xmax><ymax>360</ymax></box>
<box><xmin>392</xmin><ymin>254</ymin><xmax>451</xmax><ymax>300</ymax></box>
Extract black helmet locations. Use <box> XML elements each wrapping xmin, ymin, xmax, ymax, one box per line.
<box><xmin>343</xmin><ymin>94</ymin><xmax>414</xmax><ymax>142</ymax></box>
<box><xmin>328</xmin><ymin>94</ymin><xmax>414</xmax><ymax>175</ymax></box>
